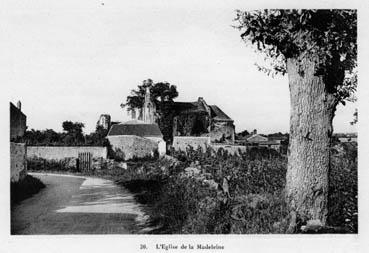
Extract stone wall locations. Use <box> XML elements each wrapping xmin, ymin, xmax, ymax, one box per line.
<box><xmin>173</xmin><ymin>113</ymin><xmax>210</xmax><ymax>137</ymax></box>
<box><xmin>27</xmin><ymin>146</ymin><xmax>107</xmax><ymax>160</ymax></box>
<box><xmin>107</xmin><ymin>135</ymin><xmax>159</xmax><ymax>160</ymax></box>
<box><xmin>172</xmin><ymin>136</ymin><xmax>211</xmax><ymax>151</ymax></box>
<box><xmin>10</xmin><ymin>103</ymin><xmax>26</xmax><ymax>140</ymax></box>
<box><xmin>208</xmin><ymin>121</ymin><xmax>235</xmax><ymax>143</ymax></box>
<box><xmin>172</xmin><ymin>137</ymin><xmax>248</xmax><ymax>156</ymax></box>
<box><xmin>11</xmin><ymin>142</ymin><xmax>27</xmax><ymax>182</ymax></box>
<box><xmin>146</xmin><ymin>137</ymin><xmax>167</xmax><ymax>156</ymax></box>
<box><xmin>210</xmin><ymin>143</ymin><xmax>247</xmax><ymax>155</ymax></box>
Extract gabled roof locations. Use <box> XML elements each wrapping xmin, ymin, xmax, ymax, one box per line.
<box><xmin>209</xmin><ymin>105</ymin><xmax>233</xmax><ymax>122</ymax></box>
<box><xmin>107</xmin><ymin>122</ymin><xmax>163</xmax><ymax>138</ymax></box>
<box><xmin>247</xmin><ymin>134</ymin><xmax>269</xmax><ymax>143</ymax></box>
<box><xmin>172</xmin><ymin>101</ymin><xmax>233</xmax><ymax>122</ymax></box>
<box><xmin>10</xmin><ymin>102</ymin><xmax>26</xmax><ymax>118</ymax></box>
<box><xmin>172</xmin><ymin>101</ymin><xmax>207</xmax><ymax>114</ymax></box>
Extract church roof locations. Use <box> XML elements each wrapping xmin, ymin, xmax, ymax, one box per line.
<box><xmin>172</xmin><ymin>101</ymin><xmax>233</xmax><ymax>122</ymax></box>
<box><xmin>209</xmin><ymin>105</ymin><xmax>233</xmax><ymax>121</ymax></box>
<box><xmin>172</xmin><ymin>101</ymin><xmax>207</xmax><ymax>114</ymax></box>
<box><xmin>107</xmin><ymin>122</ymin><xmax>163</xmax><ymax>138</ymax></box>
<box><xmin>246</xmin><ymin>134</ymin><xmax>269</xmax><ymax>143</ymax></box>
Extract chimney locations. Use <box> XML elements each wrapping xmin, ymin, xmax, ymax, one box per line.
<box><xmin>17</xmin><ymin>101</ymin><xmax>22</xmax><ymax>110</ymax></box>
<box><xmin>253</xmin><ymin>129</ymin><xmax>257</xmax><ymax>135</ymax></box>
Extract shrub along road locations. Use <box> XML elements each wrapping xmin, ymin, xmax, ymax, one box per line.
<box><xmin>11</xmin><ymin>173</ymin><xmax>148</xmax><ymax>234</ymax></box>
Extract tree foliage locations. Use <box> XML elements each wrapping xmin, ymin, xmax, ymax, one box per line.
<box><xmin>121</xmin><ymin>79</ymin><xmax>179</xmax><ymax>112</ymax></box>
<box><xmin>235</xmin><ymin>9</ymin><xmax>358</xmax><ymax>229</ymax></box>
<box><xmin>234</xmin><ymin>9</ymin><xmax>357</xmax><ymax>103</ymax></box>
<box><xmin>14</xmin><ymin>121</ymin><xmax>108</xmax><ymax>146</ymax></box>
<box><xmin>350</xmin><ymin>108</ymin><xmax>358</xmax><ymax>125</ymax></box>
<box><xmin>237</xmin><ymin>130</ymin><xmax>250</xmax><ymax>138</ymax></box>
<box><xmin>85</xmin><ymin>125</ymin><xmax>110</xmax><ymax>146</ymax></box>
<box><xmin>62</xmin><ymin>121</ymin><xmax>84</xmax><ymax>134</ymax></box>
<box><xmin>121</xmin><ymin>79</ymin><xmax>179</xmax><ymax>143</ymax></box>
<box><xmin>61</xmin><ymin>121</ymin><xmax>85</xmax><ymax>145</ymax></box>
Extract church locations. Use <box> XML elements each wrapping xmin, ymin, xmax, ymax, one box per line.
<box><xmin>103</xmin><ymin>87</ymin><xmax>235</xmax><ymax>160</ymax></box>
<box><xmin>171</xmin><ymin>97</ymin><xmax>235</xmax><ymax>143</ymax></box>
<box><xmin>128</xmin><ymin>88</ymin><xmax>235</xmax><ymax>144</ymax></box>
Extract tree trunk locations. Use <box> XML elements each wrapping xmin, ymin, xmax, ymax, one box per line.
<box><xmin>285</xmin><ymin>56</ymin><xmax>338</xmax><ymax>232</ymax></box>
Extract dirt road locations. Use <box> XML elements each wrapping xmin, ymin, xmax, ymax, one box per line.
<box><xmin>11</xmin><ymin>173</ymin><xmax>148</xmax><ymax>235</ymax></box>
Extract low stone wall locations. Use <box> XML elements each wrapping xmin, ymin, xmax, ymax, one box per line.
<box><xmin>11</xmin><ymin>142</ymin><xmax>27</xmax><ymax>182</ymax></box>
<box><xmin>210</xmin><ymin>143</ymin><xmax>247</xmax><ymax>155</ymax></box>
<box><xmin>107</xmin><ymin>135</ymin><xmax>159</xmax><ymax>160</ymax></box>
<box><xmin>172</xmin><ymin>136</ymin><xmax>248</xmax><ymax>156</ymax></box>
<box><xmin>146</xmin><ymin>137</ymin><xmax>167</xmax><ymax>156</ymax></box>
<box><xmin>208</xmin><ymin>121</ymin><xmax>235</xmax><ymax>143</ymax></box>
<box><xmin>172</xmin><ymin>136</ymin><xmax>211</xmax><ymax>152</ymax></box>
<box><xmin>27</xmin><ymin>146</ymin><xmax>107</xmax><ymax>160</ymax></box>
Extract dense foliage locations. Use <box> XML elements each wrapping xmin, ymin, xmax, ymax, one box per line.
<box><xmin>235</xmin><ymin>9</ymin><xmax>357</xmax><ymax>104</ymax></box>
<box><xmin>27</xmin><ymin>157</ymin><xmax>80</xmax><ymax>173</ymax></box>
<box><xmin>234</xmin><ymin>10</ymin><xmax>357</xmax><ymax>97</ymax></box>
<box><xmin>110</xmin><ymin>145</ymin><xmax>356</xmax><ymax>233</ymax></box>
<box><xmin>12</xmin><ymin>121</ymin><xmax>109</xmax><ymax>146</ymax></box>
<box><xmin>121</xmin><ymin>79</ymin><xmax>178</xmax><ymax>112</ymax></box>
<box><xmin>61</xmin><ymin>121</ymin><xmax>85</xmax><ymax>144</ymax></box>
<box><xmin>328</xmin><ymin>143</ymin><xmax>358</xmax><ymax>232</ymax></box>
<box><xmin>11</xmin><ymin>175</ymin><xmax>45</xmax><ymax>205</ymax></box>
<box><xmin>121</xmin><ymin>79</ymin><xmax>179</xmax><ymax>143</ymax></box>
<box><xmin>235</xmin><ymin>9</ymin><xmax>357</xmax><ymax>228</ymax></box>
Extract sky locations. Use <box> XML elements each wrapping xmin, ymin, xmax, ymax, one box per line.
<box><xmin>1</xmin><ymin>0</ymin><xmax>357</xmax><ymax>134</ymax></box>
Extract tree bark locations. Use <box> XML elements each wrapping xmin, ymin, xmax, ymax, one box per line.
<box><xmin>285</xmin><ymin>56</ymin><xmax>338</xmax><ymax>232</ymax></box>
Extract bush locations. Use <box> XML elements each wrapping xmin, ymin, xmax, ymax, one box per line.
<box><xmin>11</xmin><ymin>175</ymin><xmax>45</xmax><ymax>205</ymax></box>
<box><xmin>110</xmin><ymin>148</ymin><xmax>160</xmax><ymax>162</ymax></box>
<box><xmin>98</xmin><ymin>147</ymin><xmax>289</xmax><ymax>233</ymax></box>
<box><xmin>328</xmin><ymin>143</ymin><xmax>358</xmax><ymax>233</ymax></box>
<box><xmin>139</xmin><ymin>146</ymin><xmax>356</xmax><ymax>233</ymax></box>
<box><xmin>63</xmin><ymin>143</ymin><xmax>358</xmax><ymax>234</ymax></box>
<box><xmin>167</xmin><ymin>147</ymin><xmax>288</xmax><ymax>233</ymax></box>
<box><xmin>27</xmin><ymin>157</ymin><xmax>79</xmax><ymax>172</ymax></box>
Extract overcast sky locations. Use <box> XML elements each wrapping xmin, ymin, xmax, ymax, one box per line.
<box><xmin>2</xmin><ymin>0</ymin><xmax>357</xmax><ymax>134</ymax></box>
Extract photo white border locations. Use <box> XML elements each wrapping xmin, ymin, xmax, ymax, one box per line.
<box><xmin>1</xmin><ymin>0</ymin><xmax>368</xmax><ymax>252</ymax></box>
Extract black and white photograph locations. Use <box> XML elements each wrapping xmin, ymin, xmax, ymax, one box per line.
<box><xmin>1</xmin><ymin>1</ymin><xmax>368</xmax><ymax>252</ymax></box>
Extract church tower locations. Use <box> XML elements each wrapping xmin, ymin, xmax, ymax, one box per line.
<box><xmin>143</xmin><ymin>87</ymin><xmax>156</xmax><ymax>123</ymax></box>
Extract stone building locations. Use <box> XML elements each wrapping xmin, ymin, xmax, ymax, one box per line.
<box><xmin>107</xmin><ymin>88</ymin><xmax>166</xmax><ymax>160</ymax></box>
<box><xmin>10</xmin><ymin>101</ymin><xmax>27</xmax><ymax>140</ymax></box>
<box><xmin>107</xmin><ymin>120</ymin><xmax>166</xmax><ymax>160</ymax></box>
<box><xmin>96</xmin><ymin>114</ymin><xmax>111</xmax><ymax>130</ymax></box>
<box><xmin>245</xmin><ymin>130</ymin><xmax>268</xmax><ymax>143</ymax></box>
<box><xmin>334</xmin><ymin>133</ymin><xmax>358</xmax><ymax>143</ymax></box>
<box><xmin>126</xmin><ymin>87</ymin><xmax>159</xmax><ymax>124</ymax></box>
<box><xmin>172</xmin><ymin>97</ymin><xmax>235</xmax><ymax>143</ymax></box>
<box><xmin>237</xmin><ymin>130</ymin><xmax>285</xmax><ymax>152</ymax></box>
<box><xmin>142</xmin><ymin>87</ymin><xmax>157</xmax><ymax>124</ymax></box>
<box><xmin>10</xmin><ymin>101</ymin><xmax>27</xmax><ymax>182</ymax></box>
<box><xmin>130</xmin><ymin>88</ymin><xmax>235</xmax><ymax>144</ymax></box>
<box><xmin>10</xmin><ymin>142</ymin><xmax>27</xmax><ymax>182</ymax></box>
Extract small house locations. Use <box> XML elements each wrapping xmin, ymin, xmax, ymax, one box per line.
<box><xmin>107</xmin><ymin>120</ymin><xmax>166</xmax><ymax>160</ymax></box>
